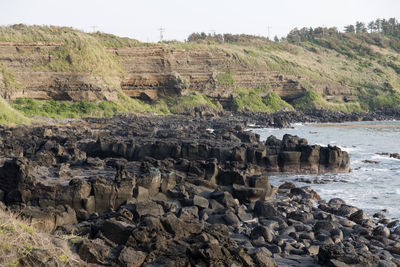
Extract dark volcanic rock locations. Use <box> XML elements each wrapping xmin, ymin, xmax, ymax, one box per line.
<box><xmin>0</xmin><ymin>114</ymin><xmax>376</xmax><ymax>266</ymax></box>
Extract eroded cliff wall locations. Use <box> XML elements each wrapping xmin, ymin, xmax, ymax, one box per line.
<box><xmin>0</xmin><ymin>42</ymin><xmax>353</xmax><ymax>105</ymax></box>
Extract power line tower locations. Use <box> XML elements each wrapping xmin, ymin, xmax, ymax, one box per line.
<box><xmin>209</xmin><ymin>29</ymin><xmax>216</xmax><ymax>36</ymax></box>
<box><xmin>91</xmin><ymin>25</ymin><xmax>98</xmax><ymax>33</ymax></box>
<box><xmin>159</xmin><ymin>27</ymin><xmax>165</xmax><ymax>42</ymax></box>
<box><xmin>266</xmin><ymin>26</ymin><xmax>272</xmax><ymax>39</ymax></box>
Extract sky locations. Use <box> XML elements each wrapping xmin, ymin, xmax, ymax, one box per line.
<box><xmin>1</xmin><ymin>0</ymin><xmax>399</xmax><ymax>42</ymax></box>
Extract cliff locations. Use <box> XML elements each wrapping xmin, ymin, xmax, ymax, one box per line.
<box><xmin>1</xmin><ymin>24</ymin><xmax>400</xmax><ymax>113</ymax></box>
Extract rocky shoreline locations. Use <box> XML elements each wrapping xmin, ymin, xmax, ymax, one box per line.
<box><xmin>0</xmin><ymin>113</ymin><xmax>399</xmax><ymax>266</ymax></box>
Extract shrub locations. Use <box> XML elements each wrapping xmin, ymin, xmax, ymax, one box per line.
<box><xmin>262</xmin><ymin>92</ymin><xmax>294</xmax><ymax>112</ymax></box>
<box><xmin>233</xmin><ymin>88</ymin><xmax>268</xmax><ymax>112</ymax></box>
<box><xmin>293</xmin><ymin>91</ymin><xmax>324</xmax><ymax>110</ymax></box>
<box><xmin>366</xmin><ymin>92</ymin><xmax>400</xmax><ymax>109</ymax></box>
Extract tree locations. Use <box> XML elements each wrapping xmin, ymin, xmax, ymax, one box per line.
<box><xmin>355</xmin><ymin>21</ymin><xmax>367</xmax><ymax>34</ymax></box>
<box><xmin>273</xmin><ymin>35</ymin><xmax>279</xmax><ymax>42</ymax></box>
<box><xmin>344</xmin><ymin>25</ymin><xmax>355</xmax><ymax>33</ymax></box>
<box><xmin>374</xmin><ymin>19</ymin><xmax>382</xmax><ymax>32</ymax></box>
<box><xmin>368</xmin><ymin>21</ymin><xmax>375</xmax><ymax>33</ymax></box>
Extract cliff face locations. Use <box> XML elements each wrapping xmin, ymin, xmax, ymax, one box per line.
<box><xmin>0</xmin><ymin>42</ymin><xmax>356</xmax><ymax>105</ymax></box>
<box><xmin>0</xmin><ymin>42</ymin><xmax>118</xmax><ymax>101</ymax></box>
<box><xmin>112</xmin><ymin>46</ymin><xmax>310</xmax><ymax>105</ymax></box>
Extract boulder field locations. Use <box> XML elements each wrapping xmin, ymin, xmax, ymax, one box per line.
<box><xmin>0</xmin><ymin>114</ymin><xmax>398</xmax><ymax>266</ymax></box>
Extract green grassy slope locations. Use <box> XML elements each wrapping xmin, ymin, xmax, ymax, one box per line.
<box><xmin>0</xmin><ymin>96</ymin><xmax>30</xmax><ymax>125</ymax></box>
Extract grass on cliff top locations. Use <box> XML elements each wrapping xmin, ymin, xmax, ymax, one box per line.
<box><xmin>214</xmin><ymin>37</ymin><xmax>400</xmax><ymax>101</ymax></box>
<box><xmin>0</xmin><ymin>96</ymin><xmax>30</xmax><ymax>125</ymax></box>
<box><xmin>0</xmin><ymin>209</ymin><xmax>78</xmax><ymax>266</ymax></box>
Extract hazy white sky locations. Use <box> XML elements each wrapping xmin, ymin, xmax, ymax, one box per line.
<box><xmin>1</xmin><ymin>0</ymin><xmax>399</xmax><ymax>42</ymax></box>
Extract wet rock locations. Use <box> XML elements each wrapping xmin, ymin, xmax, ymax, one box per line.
<box><xmin>279</xmin><ymin>182</ymin><xmax>297</xmax><ymax>189</ymax></box>
<box><xmin>373</xmin><ymin>225</ymin><xmax>390</xmax><ymax>238</ymax></box>
<box><xmin>349</xmin><ymin>210</ymin><xmax>370</xmax><ymax>224</ymax></box>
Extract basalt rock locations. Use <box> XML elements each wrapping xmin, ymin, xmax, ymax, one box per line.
<box><xmin>0</xmin><ymin>114</ymin><xmax>364</xmax><ymax>266</ymax></box>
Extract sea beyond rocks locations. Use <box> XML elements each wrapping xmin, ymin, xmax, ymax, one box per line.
<box><xmin>0</xmin><ymin>110</ymin><xmax>400</xmax><ymax>266</ymax></box>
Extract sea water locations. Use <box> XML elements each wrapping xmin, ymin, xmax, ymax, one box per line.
<box><xmin>252</xmin><ymin>121</ymin><xmax>400</xmax><ymax>220</ymax></box>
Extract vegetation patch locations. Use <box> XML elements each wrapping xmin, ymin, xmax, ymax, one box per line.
<box><xmin>233</xmin><ymin>87</ymin><xmax>268</xmax><ymax>112</ymax></box>
<box><xmin>293</xmin><ymin>91</ymin><xmax>364</xmax><ymax>112</ymax></box>
<box><xmin>89</xmin><ymin>32</ymin><xmax>141</xmax><ymax>48</ymax></box>
<box><xmin>364</xmin><ymin>92</ymin><xmax>400</xmax><ymax>109</ymax></box>
<box><xmin>217</xmin><ymin>70</ymin><xmax>235</xmax><ymax>86</ymax></box>
<box><xmin>262</xmin><ymin>92</ymin><xmax>294</xmax><ymax>112</ymax></box>
<box><xmin>233</xmin><ymin>88</ymin><xmax>293</xmax><ymax>113</ymax></box>
<box><xmin>0</xmin><ymin>64</ymin><xmax>21</xmax><ymax>90</ymax></box>
<box><xmin>0</xmin><ymin>96</ymin><xmax>30</xmax><ymax>125</ymax></box>
<box><xmin>156</xmin><ymin>93</ymin><xmax>221</xmax><ymax>114</ymax></box>
<box><xmin>11</xmin><ymin>93</ymin><xmax>221</xmax><ymax>118</ymax></box>
<box><xmin>292</xmin><ymin>91</ymin><xmax>324</xmax><ymax>110</ymax></box>
<box><xmin>12</xmin><ymin>94</ymin><xmax>165</xmax><ymax>118</ymax></box>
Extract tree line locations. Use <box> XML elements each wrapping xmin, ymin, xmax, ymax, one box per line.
<box><xmin>186</xmin><ymin>32</ymin><xmax>269</xmax><ymax>43</ymax></box>
<box><xmin>286</xmin><ymin>18</ymin><xmax>400</xmax><ymax>43</ymax></box>
<box><xmin>186</xmin><ymin>18</ymin><xmax>400</xmax><ymax>44</ymax></box>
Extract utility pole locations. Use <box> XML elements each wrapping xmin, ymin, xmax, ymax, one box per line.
<box><xmin>266</xmin><ymin>26</ymin><xmax>272</xmax><ymax>39</ymax></box>
<box><xmin>91</xmin><ymin>25</ymin><xmax>98</xmax><ymax>33</ymax></box>
<box><xmin>159</xmin><ymin>26</ymin><xmax>165</xmax><ymax>42</ymax></box>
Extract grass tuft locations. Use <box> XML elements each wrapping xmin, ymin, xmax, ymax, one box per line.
<box><xmin>0</xmin><ymin>209</ymin><xmax>79</xmax><ymax>266</ymax></box>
